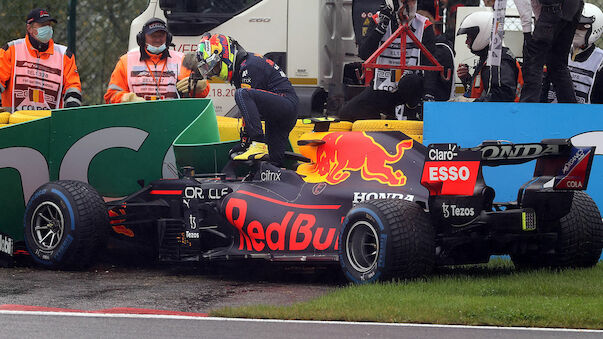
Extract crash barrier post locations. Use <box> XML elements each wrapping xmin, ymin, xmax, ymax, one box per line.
<box><xmin>424</xmin><ymin>102</ymin><xmax>603</xmax><ymax>259</ymax></box>
<box><xmin>0</xmin><ymin>99</ymin><xmax>219</xmax><ymax>242</ymax></box>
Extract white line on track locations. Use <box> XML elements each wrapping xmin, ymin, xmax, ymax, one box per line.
<box><xmin>0</xmin><ymin>310</ymin><xmax>601</xmax><ymax>333</ymax></box>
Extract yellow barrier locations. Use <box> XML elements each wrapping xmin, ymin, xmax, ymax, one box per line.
<box><xmin>0</xmin><ymin>112</ymin><xmax>9</xmax><ymax>124</ymax></box>
<box><xmin>216</xmin><ymin>117</ymin><xmax>354</xmax><ymax>153</ymax></box>
<box><xmin>14</xmin><ymin>110</ymin><xmax>52</xmax><ymax>117</ymax></box>
<box><xmin>8</xmin><ymin>113</ymin><xmax>45</xmax><ymax>124</ymax></box>
<box><xmin>289</xmin><ymin>120</ymin><xmax>352</xmax><ymax>153</ymax></box>
<box><xmin>351</xmin><ymin>120</ymin><xmax>423</xmax><ymax>143</ymax></box>
<box><xmin>216</xmin><ymin>116</ymin><xmax>242</xmax><ymax>142</ymax></box>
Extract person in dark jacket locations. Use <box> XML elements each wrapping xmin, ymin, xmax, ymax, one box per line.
<box><xmin>196</xmin><ymin>33</ymin><xmax>298</xmax><ymax>166</ymax></box>
<box><xmin>339</xmin><ymin>0</ymin><xmax>440</xmax><ymax>121</ymax></box>
<box><xmin>519</xmin><ymin>0</ymin><xmax>584</xmax><ymax>102</ymax></box>
<box><xmin>417</xmin><ymin>0</ymin><xmax>456</xmax><ymax>101</ymax></box>
<box><xmin>456</xmin><ymin>11</ymin><xmax>519</xmax><ymax>102</ymax></box>
<box><xmin>543</xmin><ymin>3</ymin><xmax>603</xmax><ymax>104</ymax></box>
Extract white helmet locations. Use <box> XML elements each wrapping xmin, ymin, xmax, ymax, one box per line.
<box><xmin>580</xmin><ymin>3</ymin><xmax>603</xmax><ymax>47</ymax></box>
<box><xmin>457</xmin><ymin>11</ymin><xmax>493</xmax><ymax>53</ymax></box>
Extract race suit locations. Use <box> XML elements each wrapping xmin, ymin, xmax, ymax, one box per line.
<box><xmin>104</xmin><ymin>49</ymin><xmax>210</xmax><ymax>103</ymax></box>
<box><xmin>461</xmin><ymin>47</ymin><xmax>519</xmax><ymax>102</ymax></box>
<box><xmin>0</xmin><ymin>34</ymin><xmax>81</xmax><ymax>112</ymax></box>
<box><xmin>544</xmin><ymin>45</ymin><xmax>603</xmax><ymax>104</ymax></box>
<box><xmin>231</xmin><ymin>53</ymin><xmax>298</xmax><ymax>166</ymax></box>
<box><xmin>338</xmin><ymin>13</ymin><xmax>440</xmax><ymax>121</ymax></box>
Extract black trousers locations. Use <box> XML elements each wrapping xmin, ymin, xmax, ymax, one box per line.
<box><xmin>234</xmin><ymin>88</ymin><xmax>297</xmax><ymax>165</ymax></box>
<box><xmin>520</xmin><ymin>8</ymin><xmax>579</xmax><ymax>103</ymax></box>
<box><xmin>338</xmin><ymin>73</ymin><xmax>424</xmax><ymax>122</ymax></box>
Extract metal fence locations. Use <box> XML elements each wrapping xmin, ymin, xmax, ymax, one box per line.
<box><xmin>0</xmin><ymin>0</ymin><xmax>602</xmax><ymax>105</ymax></box>
<box><xmin>0</xmin><ymin>0</ymin><xmax>147</xmax><ymax>105</ymax></box>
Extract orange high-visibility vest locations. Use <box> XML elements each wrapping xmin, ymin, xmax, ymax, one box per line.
<box><xmin>126</xmin><ymin>50</ymin><xmax>184</xmax><ymax>100</ymax></box>
<box><xmin>11</xmin><ymin>38</ymin><xmax>65</xmax><ymax>111</ymax></box>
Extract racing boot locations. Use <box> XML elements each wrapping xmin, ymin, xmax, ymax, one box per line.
<box><xmin>232</xmin><ymin>141</ymin><xmax>269</xmax><ymax>161</ymax></box>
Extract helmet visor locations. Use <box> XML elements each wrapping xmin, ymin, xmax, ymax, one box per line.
<box><xmin>197</xmin><ymin>53</ymin><xmax>221</xmax><ymax>79</ymax></box>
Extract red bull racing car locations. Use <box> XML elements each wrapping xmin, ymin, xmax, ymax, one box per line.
<box><xmin>22</xmin><ymin>122</ymin><xmax>603</xmax><ymax>283</ymax></box>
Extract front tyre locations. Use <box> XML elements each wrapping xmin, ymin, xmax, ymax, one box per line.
<box><xmin>338</xmin><ymin>199</ymin><xmax>435</xmax><ymax>284</ymax></box>
<box><xmin>24</xmin><ymin>180</ymin><xmax>109</xmax><ymax>270</ymax></box>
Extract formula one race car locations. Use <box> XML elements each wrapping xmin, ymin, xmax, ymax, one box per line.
<box><xmin>22</xmin><ymin>123</ymin><xmax>603</xmax><ymax>283</ymax></box>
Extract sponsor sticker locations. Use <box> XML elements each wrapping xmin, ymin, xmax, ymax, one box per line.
<box><xmin>421</xmin><ymin>144</ymin><xmax>481</xmax><ymax>196</ymax></box>
<box><xmin>554</xmin><ymin>146</ymin><xmax>593</xmax><ymax>190</ymax></box>
<box><xmin>441</xmin><ymin>202</ymin><xmax>475</xmax><ymax>218</ymax></box>
<box><xmin>353</xmin><ymin>192</ymin><xmax>414</xmax><ymax>204</ymax></box>
<box><xmin>421</xmin><ymin>161</ymin><xmax>480</xmax><ymax>195</ymax></box>
<box><xmin>480</xmin><ymin>144</ymin><xmax>559</xmax><ymax>160</ymax></box>
<box><xmin>297</xmin><ymin>132</ymin><xmax>413</xmax><ymax>186</ymax></box>
<box><xmin>225</xmin><ymin>197</ymin><xmax>339</xmax><ymax>252</ymax></box>
<box><xmin>184</xmin><ymin>186</ymin><xmax>230</xmax><ymax>200</ymax></box>
<box><xmin>260</xmin><ymin>170</ymin><xmax>281</xmax><ymax>182</ymax></box>
<box><xmin>0</xmin><ymin>233</ymin><xmax>13</xmax><ymax>257</ymax></box>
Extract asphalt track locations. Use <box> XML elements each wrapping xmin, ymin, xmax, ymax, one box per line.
<box><xmin>1</xmin><ymin>311</ymin><xmax>602</xmax><ymax>339</ymax></box>
<box><xmin>0</xmin><ymin>262</ymin><xmax>338</xmax><ymax>313</ymax></box>
<box><xmin>1</xmin><ymin>259</ymin><xmax>600</xmax><ymax>338</ymax></box>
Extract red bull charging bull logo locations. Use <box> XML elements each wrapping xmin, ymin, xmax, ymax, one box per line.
<box><xmin>297</xmin><ymin>132</ymin><xmax>413</xmax><ymax>186</ymax></box>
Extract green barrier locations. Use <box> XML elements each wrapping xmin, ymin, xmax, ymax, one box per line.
<box><xmin>0</xmin><ymin>99</ymin><xmax>220</xmax><ymax>241</ymax></box>
<box><xmin>173</xmin><ymin>140</ymin><xmax>238</xmax><ymax>175</ymax></box>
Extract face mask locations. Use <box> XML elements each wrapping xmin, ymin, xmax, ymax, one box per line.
<box><xmin>572</xmin><ymin>29</ymin><xmax>587</xmax><ymax>50</ymax></box>
<box><xmin>35</xmin><ymin>26</ymin><xmax>53</xmax><ymax>43</ymax></box>
<box><xmin>146</xmin><ymin>43</ymin><xmax>166</xmax><ymax>54</ymax></box>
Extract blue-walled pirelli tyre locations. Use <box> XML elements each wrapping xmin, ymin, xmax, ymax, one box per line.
<box><xmin>24</xmin><ymin>180</ymin><xmax>109</xmax><ymax>270</ymax></box>
<box><xmin>338</xmin><ymin>199</ymin><xmax>435</xmax><ymax>284</ymax></box>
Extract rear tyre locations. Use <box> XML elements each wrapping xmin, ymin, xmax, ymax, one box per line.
<box><xmin>555</xmin><ymin>191</ymin><xmax>602</xmax><ymax>268</ymax></box>
<box><xmin>512</xmin><ymin>191</ymin><xmax>603</xmax><ymax>269</ymax></box>
<box><xmin>24</xmin><ymin>180</ymin><xmax>109</xmax><ymax>270</ymax></box>
<box><xmin>338</xmin><ymin>199</ymin><xmax>435</xmax><ymax>284</ymax></box>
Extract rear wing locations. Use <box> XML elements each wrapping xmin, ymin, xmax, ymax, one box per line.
<box><xmin>421</xmin><ymin>139</ymin><xmax>596</xmax><ymax>195</ymax></box>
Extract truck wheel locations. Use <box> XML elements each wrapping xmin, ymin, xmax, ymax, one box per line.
<box><xmin>24</xmin><ymin>180</ymin><xmax>109</xmax><ymax>270</ymax></box>
<box><xmin>338</xmin><ymin>199</ymin><xmax>434</xmax><ymax>284</ymax></box>
<box><xmin>512</xmin><ymin>191</ymin><xmax>602</xmax><ymax>269</ymax></box>
<box><xmin>555</xmin><ymin>191</ymin><xmax>602</xmax><ymax>268</ymax></box>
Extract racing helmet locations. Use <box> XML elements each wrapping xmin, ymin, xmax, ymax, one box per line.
<box><xmin>457</xmin><ymin>11</ymin><xmax>493</xmax><ymax>53</ymax></box>
<box><xmin>196</xmin><ymin>33</ymin><xmax>236</xmax><ymax>81</ymax></box>
<box><xmin>578</xmin><ymin>3</ymin><xmax>603</xmax><ymax>47</ymax></box>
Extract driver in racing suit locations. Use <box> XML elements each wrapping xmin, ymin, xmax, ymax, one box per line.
<box><xmin>196</xmin><ymin>34</ymin><xmax>298</xmax><ymax>166</ymax></box>
<box><xmin>339</xmin><ymin>0</ymin><xmax>440</xmax><ymax>121</ymax></box>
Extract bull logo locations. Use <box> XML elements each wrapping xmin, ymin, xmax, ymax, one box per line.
<box><xmin>297</xmin><ymin>132</ymin><xmax>413</xmax><ymax>186</ymax></box>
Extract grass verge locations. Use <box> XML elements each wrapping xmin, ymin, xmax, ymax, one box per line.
<box><xmin>211</xmin><ymin>259</ymin><xmax>603</xmax><ymax>329</ymax></box>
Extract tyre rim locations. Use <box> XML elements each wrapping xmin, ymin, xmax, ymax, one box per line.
<box><xmin>345</xmin><ymin>220</ymin><xmax>379</xmax><ymax>273</ymax></box>
<box><xmin>31</xmin><ymin>201</ymin><xmax>65</xmax><ymax>251</ymax></box>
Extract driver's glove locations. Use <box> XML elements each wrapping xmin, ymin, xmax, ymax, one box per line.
<box><xmin>177</xmin><ymin>77</ymin><xmax>208</xmax><ymax>96</ymax></box>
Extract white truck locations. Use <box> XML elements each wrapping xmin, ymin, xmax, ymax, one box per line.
<box><xmin>130</xmin><ymin>0</ymin><xmax>364</xmax><ymax>117</ymax></box>
<box><xmin>130</xmin><ymin>0</ymin><xmax>526</xmax><ymax>115</ymax></box>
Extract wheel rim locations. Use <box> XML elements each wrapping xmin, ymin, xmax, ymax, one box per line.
<box><xmin>30</xmin><ymin>201</ymin><xmax>65</xmax><ymax>251</ymax></box>
<box><xmin>345</xmin><ymin>220</ymin><xmax>379</xmax><ymax>273</ymax></box>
